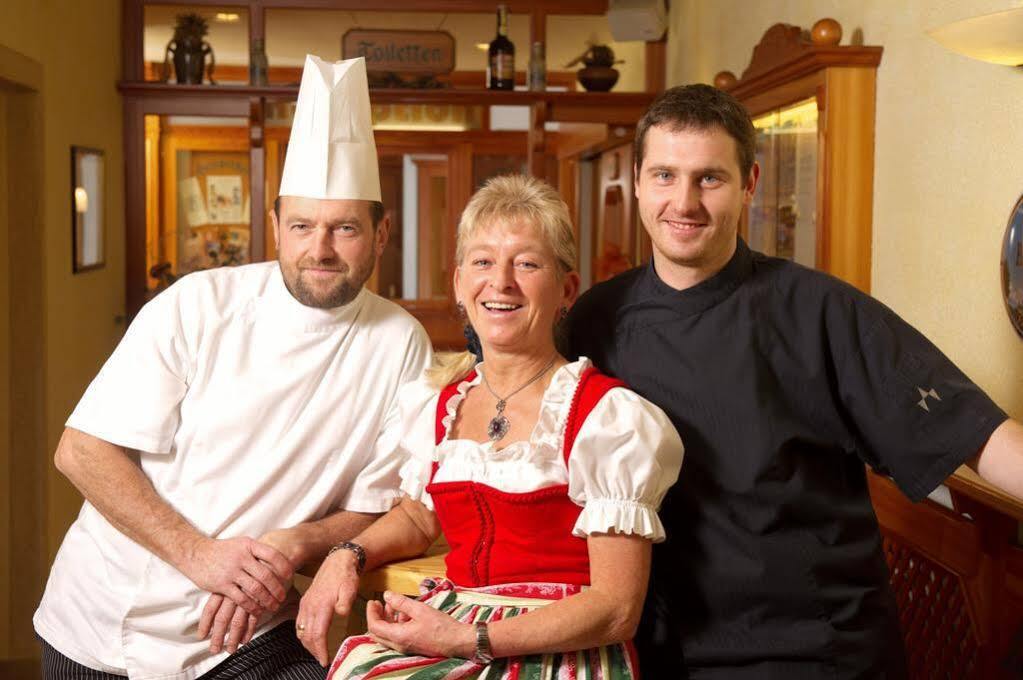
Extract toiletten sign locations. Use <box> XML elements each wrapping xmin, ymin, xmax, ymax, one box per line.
<box><xmin>342</xmin><ymin>30</ymin><xmax>455</xmax><ymax>75</ymax></box>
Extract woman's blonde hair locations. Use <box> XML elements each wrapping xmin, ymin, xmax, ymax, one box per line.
<box><xmin>426</xmin><ymin>174</ymin><xmax>578</xmax><ymax>389</ymax></box>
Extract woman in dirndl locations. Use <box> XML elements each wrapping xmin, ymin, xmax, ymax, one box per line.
<box><xmin>296</xmin><ymin>174</ymin><xmax>683</xmax><ymax>679</ymax></box>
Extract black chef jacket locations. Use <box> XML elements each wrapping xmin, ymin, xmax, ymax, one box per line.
<box><xmin>567</xmin><ymin>238</ymin><xmax>1007</xmax><ymax>679</ymax></box>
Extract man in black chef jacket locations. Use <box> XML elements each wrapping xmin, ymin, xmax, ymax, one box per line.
<box><xmin>567</xmin><ymin>83</ymin><xmax>1023</xmax><ymax>679</ymax></box>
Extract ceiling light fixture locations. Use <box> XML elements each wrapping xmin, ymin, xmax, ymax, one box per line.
<box><xmin>927</xmin><ymin>6</ymin><xmax>1023</xmax><ymax>66</ymax></box>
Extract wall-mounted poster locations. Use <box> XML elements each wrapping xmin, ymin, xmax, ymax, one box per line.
<box><xmin>206</xmin><ymin>175</ymin><xmax>243</xmax><ymax>224</ymax></box>
<box><xmin>179</xmin><ymin>176</ymin><xmax>210</xmax><ymax>227</ymax></box>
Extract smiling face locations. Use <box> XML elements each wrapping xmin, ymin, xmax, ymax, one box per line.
<box><xmin>635</xmin><ymin>123</ymin><xmax>759</xmax><ymax>289</ymax></box>
<box><xmin>454</xmin><ymin>218</ymin><xmax>579</xmax><ymax>355</ymax></box>
<box><xmin>271</xmin><ymin>196</ymin><xmax>388</xmax><ymax>308</ymax></box>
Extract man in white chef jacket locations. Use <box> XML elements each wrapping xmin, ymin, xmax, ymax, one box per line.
<box><xmin>33</xmin><ymin>56</ymin><xmax>430</xmax><ymax>680</ymax></box>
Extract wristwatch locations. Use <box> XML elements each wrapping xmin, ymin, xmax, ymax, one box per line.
<box><xmin>471</xmin><ymin>621</ymin><xmax>494</xmax><ymax>665</ymax></box>
<box><xmin>327</xmin><ymin>541</ymin><xmax>366</xmax><ymax>574</ymax></box>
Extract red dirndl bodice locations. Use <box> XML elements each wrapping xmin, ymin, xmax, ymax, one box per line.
<box><xmin>427</xmin><ymin>365</ymin><xmax>624</xmax><ymax>588</ymax></box>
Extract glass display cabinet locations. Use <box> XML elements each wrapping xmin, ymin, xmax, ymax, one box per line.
<box><xmin>748</xmin><ymin>97</ymin><xmax>818</xmax><ymax>266</ymax></box>
<box><xmin>715</xmin><ymin>18</ymin><xmax>882</xmax><ymax>292</ymax></box>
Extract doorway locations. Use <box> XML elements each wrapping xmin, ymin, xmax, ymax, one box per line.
<box><xmin>0</xmin><ymin>44</ymin><xmax>46</xmax><ymax>676</ymax></box>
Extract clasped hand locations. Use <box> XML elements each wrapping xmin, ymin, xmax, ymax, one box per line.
<box><xmin>188</xmin><ymin>534</ymin><xmax>296</xmax><ymax>654</ymax></box>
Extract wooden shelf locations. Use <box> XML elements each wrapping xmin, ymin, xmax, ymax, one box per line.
<box><xmin>116</xmin><ymin>81</ymin><xmax>655</xmax><ymax>125</ymax></box>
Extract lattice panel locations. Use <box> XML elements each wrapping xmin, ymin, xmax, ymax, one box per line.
<box><xmin>883</xmin><ymin>535</ymin><xmax>980</xmax><ymax>679</ymax></box>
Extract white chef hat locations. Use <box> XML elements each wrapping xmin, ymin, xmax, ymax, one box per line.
<box><xmin>278</xmin><ymin>55</ymin><xmax>381</xmax><ymax>201</ymax></box>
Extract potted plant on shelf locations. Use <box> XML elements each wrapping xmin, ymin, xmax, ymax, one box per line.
<box><xmin>162</xmin><ymin>13</ymin><xmax>217</xmax><ymax>85</ymax></box>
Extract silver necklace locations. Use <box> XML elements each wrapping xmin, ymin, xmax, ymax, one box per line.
<box><xmin>480</xmin><ymin>356</ymin><xmax>557</xmax><ymax>441</ymax></box>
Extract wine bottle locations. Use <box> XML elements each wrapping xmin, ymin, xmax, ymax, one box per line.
<box><xmin>487</xmin><ymin>5</ymin><xmax>514</xmax><ymax>90</ymax></box>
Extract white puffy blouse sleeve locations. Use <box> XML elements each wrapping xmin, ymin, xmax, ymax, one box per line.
<box><xmin>567</xmin><ymin>387</ymin><xmax>683</xmax><ymax>543</ymax></box>
<box><xmin>395</xmin><ymin>378</ymin><xmax>442</xmax><ymax>511</ymax></box>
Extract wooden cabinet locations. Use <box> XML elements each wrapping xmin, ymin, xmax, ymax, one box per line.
<box><xmin>716</xmin><ymin>20</ymin><xmax>882</xmax><ymax>292</ymax></box>
<box><xmin>121</xmin><ymin>8</ymin><xmax>659</xmax><ymax>349</ymax></box>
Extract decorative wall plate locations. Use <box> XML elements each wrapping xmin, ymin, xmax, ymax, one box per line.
<box><xmin>1001</xmin><ymin>193</ymin><xmax>1023</xmax><ymax>339</ymax></box>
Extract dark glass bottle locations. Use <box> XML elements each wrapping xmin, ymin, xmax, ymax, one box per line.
<box><xmin>487</xmin><ymin>5</ymin><xmax>514</xmax><ymax>90</ymax></box>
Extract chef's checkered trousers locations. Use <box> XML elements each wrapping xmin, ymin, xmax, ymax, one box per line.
<box><xmin>40</xmin><ymin>621</ymin><xmax>326</xmax><ymax>679</ymax></box>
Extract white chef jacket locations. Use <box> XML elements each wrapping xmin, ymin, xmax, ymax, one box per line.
<box><xmin>33</xmin><ymin>262</ymin><xmax>431</xmax><ymax>680</ymax></box>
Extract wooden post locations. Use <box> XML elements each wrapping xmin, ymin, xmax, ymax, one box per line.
<box><xmin>529</xmin><ymin>9</ymin><xmax>546</xmax><ymax>51</ymax></box>
<box><xmin>645</xmin><ymin>37</ymin><xmax>666</xmax><ymax>92</ymax></box>
<box><xmin>124</xmin><ymin>97</ymin><xmax>147</xmax><ymax>318</ymax></box>
<box><xmin>249</xmin><ymin>97</ymin><xmax>266</xmax><ymax>263</ymax></box>
<box><xmin>527</xmin><ymin>100</ymin><xmax>548</xmax><ymax>179</ymax></box>
<box><xmin>122</xmin><ymin>0</ymin><xmax>143</xmax><ymax>81</ymax></box>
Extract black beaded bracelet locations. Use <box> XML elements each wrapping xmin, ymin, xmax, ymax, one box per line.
<box><xmin>327</xmin><ymin>541</ymin><xmax>366</xmax><ymax>574</ymax></box>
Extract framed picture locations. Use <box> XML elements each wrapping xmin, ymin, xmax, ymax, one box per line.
<box><xmin>71</xmin><ymin>146</ymin><xmax>105</xmax><ymax>272</ymax></box>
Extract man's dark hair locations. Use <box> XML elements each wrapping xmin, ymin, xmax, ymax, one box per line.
<box><xmin>635</xmin><ymin>83</ymin><xmax>757</xmax><ymax>179</ymax></box>
<box><xmin>273</xmin><ymin>196</ymin><xmax>386</xmax><ymax>228</ymax></box>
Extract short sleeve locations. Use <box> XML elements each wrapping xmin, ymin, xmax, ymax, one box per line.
<box><xmin>395</xmin><ymin>380</ymin><xmax>442</xmax><ymax>511</ymax></box>
<box><xmin>66</xmin><ymin>283</ymin><xmax>192</xmax><ymax>454</ymax></box>
<box><xmin>341</xmin><ymin>325</ymin><xmax>434</xmax><ymax>512</ymax></box>
<box><xmin>568</xmin><ymin>387</ymin><xmax>684</xmax><ymax>542</ymax></box>
<box><xmin>827</xmin><ymin>288</ymin><xmax>1008</xmax><ymax>501</ymax></box>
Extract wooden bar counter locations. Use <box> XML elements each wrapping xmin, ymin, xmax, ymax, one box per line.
<box><xmin>868</xmin><ymin>467</ymin><xmax>1023</xmax><ymax>678</ymax></box>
